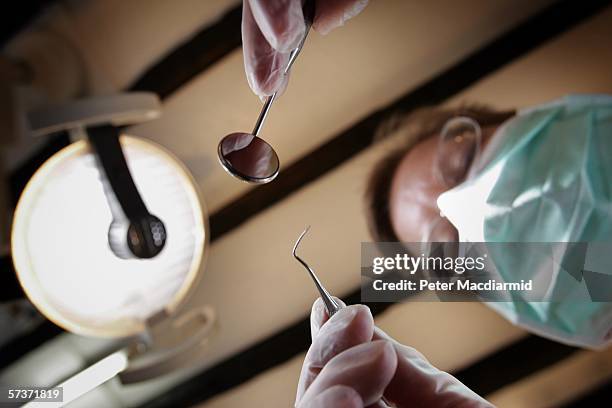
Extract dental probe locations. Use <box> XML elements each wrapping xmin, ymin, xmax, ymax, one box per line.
<box><xmin>292</xmin><ymin>226</ymin><xmax>394</xmax><ymax>407</ymax></box>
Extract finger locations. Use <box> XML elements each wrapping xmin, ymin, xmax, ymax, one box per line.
<box><xmin>242</xmin><ymin>0</ymin><xmax>291</xmax><ymax>97</ymax></box>
<box><xmin>373</xmin><ymin>328</ymin><xmax>491</xmax><ymax>407</ymax></box>
<box><xmin>297</xmin><ymin>304</ymin><xmax>373</xmax><ymax>403</ymax></box>
<box><xmin>298</xmin><ymin>385</ymin><xmax>363</xmax><ymax>408</ymax></box>
<box><xmin>385</xmin><ymin>348</ymin><xmax>492</xmax><ymax>407</ymax></box>
<box><xmin>313</xmin><ymin>0</ymin><xmax>368</xmax><ymax>35</ymax></box>
<box><xmin>248</xmin><ymin>0</ymin><xmax>305</xmax><ymax>52</ymax></box>
<box><xmin>301</xmin><ymin>340</ymin><xmax>397</xmax><ymax>407</ymax></box>
<box><xmin>310</xmin><ymin>297</ymin><xmax>347</xmax><ymax>339</ymax></box>
<box><xmin>308</xmin><ymin>305</ymin><xmax>374</xmax><ymax>367</ymax></box>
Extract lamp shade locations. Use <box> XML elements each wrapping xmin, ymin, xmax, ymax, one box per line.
<box><xmin>11</xmin><ymin>135</ymin><xmax>207</xmax><ymax>338</ymax></box>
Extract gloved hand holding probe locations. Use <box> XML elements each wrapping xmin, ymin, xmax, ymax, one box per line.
<box><xmin>295</xmin><ymin>298</ymin><xmax>493</xmax><ymax>408</ymax></box>
<box><xmin>242</xmin><ymin>0</ymin><xmax>368</xmax><ymax>98</ymax></box>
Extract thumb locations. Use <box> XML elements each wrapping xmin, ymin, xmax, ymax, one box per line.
<box><xmin>301</xmin><ymin>340</ymin><xmax>397</xmax><ymax>407</ymax></box>
<box><xmin>297</xmin><ymin>304</ymin><xmax>373</xmax><ymax>403</ymax></box>
<box><xmin>310</xmin><ymin>297</ymin><xmax>347</xmax><ymax>339</ymax></box>
<box><xmin>242</xmin><ymin>0</ymin><xmax>291</xmax><ymax>97</ymax></box>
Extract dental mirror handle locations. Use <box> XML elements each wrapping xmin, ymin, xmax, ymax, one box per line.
<box><xmin>251</xmin><ymin>0</ymin><xmax>315</xmax><ymax>137</ymax></box>
<box><xmin>252</xmin><ymin>93</ymin><xmax>277</xmax><ymax>136</ymax></box>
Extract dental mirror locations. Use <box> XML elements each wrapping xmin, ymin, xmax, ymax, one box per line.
<box><xmin>218</xmin><ymin>0</ymin><xmax>315</xmax><ymax>184</ymax></box>
<box><xmin>217</xmin><ymin>95</ymin><xmax>280</xmax><ymax>184</ymax></box>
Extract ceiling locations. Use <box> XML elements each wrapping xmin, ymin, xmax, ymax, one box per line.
<box><xmin>1</xmin><ymin>0</ymin><xmax>612</xmax><ymax>407</ymax></box>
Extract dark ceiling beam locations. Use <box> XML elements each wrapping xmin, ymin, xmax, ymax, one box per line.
<box><xmin>561</xmin><ymin>379</ymin><xmax>612</xmax><ymax>407</ymax></box>
<box><xmin>0</xmin><ymin>321</ymin><xmax>62</xmax><ymax>367</ymax></box>
<box><xmin>128</xmin><ymin>5</ymin><xmax>242</xmax><ymax>98</ymax></box>
<box><xmin>0</xmin><ymin>0</ymin><xmax>56</xmax><ymax>47</ymax></box>
<box><xmin>455</xmin><ymin>335</ymin><xmax>577</xmax><ymax>396</ymax></box>
<box><xmin>0</xmin><ymin>256</ymin><xmax>24</xmax><ymax>302</ymax></box>
<box><xmin>8</xmin><ymin>132</ymin><xmax>70</xmax><ymax>206</ymax></box>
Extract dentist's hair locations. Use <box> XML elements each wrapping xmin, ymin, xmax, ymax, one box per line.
<box><xmin>364</xmin><ymin>104</ymin><xmax>515</xmax><ymax>243</ymax></box>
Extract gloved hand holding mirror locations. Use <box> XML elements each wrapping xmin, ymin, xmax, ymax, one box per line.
<box><xmin>218</xmin><ymin>0</ymin><xmax>368</xmax><ymax>184</ymax></box>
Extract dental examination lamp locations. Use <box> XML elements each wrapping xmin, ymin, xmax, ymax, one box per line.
<box><xmin>11</xmin><ymin>93</ymin><xmax>215</xmax><ymax>391</ymax></box>
<box><xmin>25</xmin><ymin>93</ymin><xmax>169</xmax><ymax>260</ymax></box>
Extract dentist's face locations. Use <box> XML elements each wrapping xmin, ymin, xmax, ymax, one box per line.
<box><xmin>389</xmin><ymin>125</ymin><xmax>500</xmax><ymax>243</ymax></box>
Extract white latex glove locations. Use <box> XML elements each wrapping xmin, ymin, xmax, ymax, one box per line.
<box><xmin>242</xmin><ymin>0</ymin><xmax>368</xmax><ymax>98</ymax></box>
<box><xmin>296</xmin><ymin>298</ymin><xmax>495</xmax><ymax>408</ymax></box>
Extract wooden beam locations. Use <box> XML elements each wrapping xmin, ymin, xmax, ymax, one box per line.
<box><xmin>128</xmin><ymin>6</ymin><xmax>242</xmax><ymax>98</ymax></box>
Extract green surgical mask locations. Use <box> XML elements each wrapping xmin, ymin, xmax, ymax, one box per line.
<box><xmin>438</xmin><ymin>95</ymin><xmax>612</xmax><ymax>349</ymax></box>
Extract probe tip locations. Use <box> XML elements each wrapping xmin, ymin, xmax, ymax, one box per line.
<box><xmin>292</xmin><ymin>226</ymin><xmax>311</xmax><ymax>257</ymax></box>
